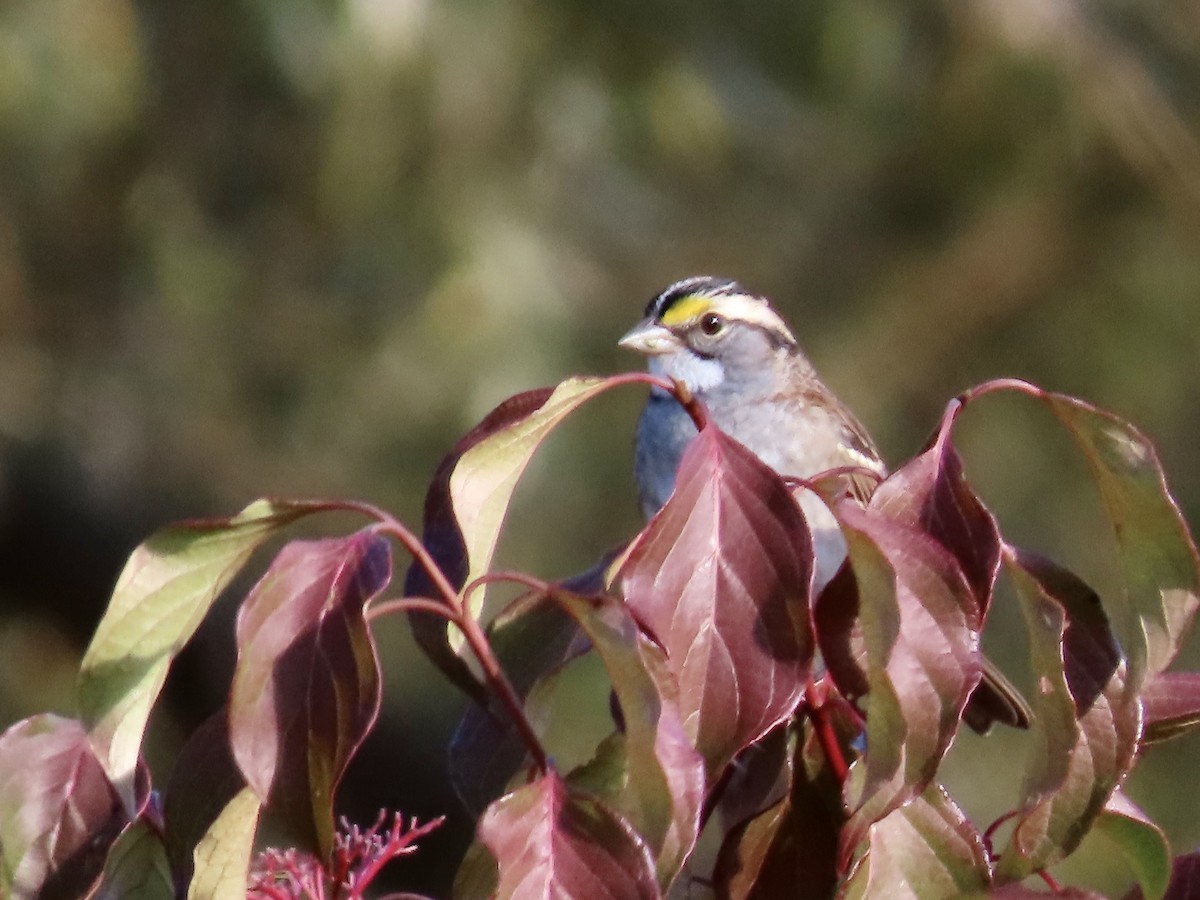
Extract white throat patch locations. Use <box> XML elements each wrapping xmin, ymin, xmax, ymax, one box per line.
<box><xmin>649</xmin><ymin>352</ymin><xmax>725</xmax><ymax>392</ymax></box>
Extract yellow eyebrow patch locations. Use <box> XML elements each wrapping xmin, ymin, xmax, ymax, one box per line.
<box><xmin>659</xmin><ymin>295</ymin><xmax>712</xmax><ymax>327</ymax></box>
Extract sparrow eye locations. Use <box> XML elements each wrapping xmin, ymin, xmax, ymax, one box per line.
<box><xmin>699</xmin><ymin>312</ymin><xmax>724</xmax><ymax>336</ymax></box>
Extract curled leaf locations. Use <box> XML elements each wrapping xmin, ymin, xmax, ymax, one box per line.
<box><xmin>834</xmin><ymin>502</ymin><xmax>981</xmax><ymax>866</ymax></box>
<box><xmin>229</xmin><ymin>530</ymin><xmax>390</xmax><ymax>857</ymax></box>
<box><xmin>1097</xmin><ymin>789</ymin><xmax>1170</xmax><ymax>900</ymax></box>
<box><xmin>998</xmin><ymin>549</ymin><xmax>1140</xmax><ymax>880</ymax></box>
<box><xmin>553</xmin><ymin>591</ymin><xmax>705</xmax><ymax>887</ymax></box>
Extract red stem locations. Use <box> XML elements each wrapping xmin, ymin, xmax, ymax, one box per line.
<box><xmin>366</xmin><ymin>596</ymin><xmax>457</xmax><ymax>622</ymax></box>
<box><xmin>335</xmin><ymin>502</ymin><xmax>551</xmax><ymax>773</ymax></box>
<box><xmin>805</xmin><ymin>682</ymin><xmax>850</xmax><ymax>783</ymax></box>
<box><xmin>1038</xmin><ymin>869</ymin><xmax>1065</xmax><ymax>893</ymax></box>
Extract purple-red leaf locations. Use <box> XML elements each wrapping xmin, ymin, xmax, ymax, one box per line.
<box><xmin>1140</xmin><ymin>671</ymin><xmax>1200</xmax><ymax>746</ymax></box>
<box><xmin>833</xmin><ymin>502</ymin><xmax>982</xmax><ymax>865</ymax></box>
<box><xmin>870</xmin><ymin>401</ymin><xmax>1029</xmax><ymax>733</ymax></box>
<box><xmin>872</xmin><ymin>400</ymin><xmax>1001</xmax><ymax>612</ymax></box>
<box><xmin>478</xmin><ymin>770</ymin><xmax>661</xmax><ymax>900</ymax></box>
<box><xmin>618</xmin><ymin>425</ymin><xmax>814</xmax><ymax>779</ymax></box>
<box><xmin>713</xmin><ymin>709</ymin><xmax>853</xmax><ymax>900</ymax></box>
<box><xmin>229</xmin><ymin>530</ymin><xmax>389</xmax><ymax>858</ymax></box>
<box><xmin>997</xmin><ymin>549</ymin><xmax>1140</xmax><ymax>880</ymax></box>
<box><xmin>841</xmin><ymin>785</ymin><xmax>991</xmax><ymax>898</ymax></box>
<box><xmin>0</xmin><ymin>714</ymin><xmax>127</xmax><ymax>899</ymax></box>
<box><xmin>552</xmin><ymin>591</ymin><xmax>705</xmax><ymax>887</ymax></box>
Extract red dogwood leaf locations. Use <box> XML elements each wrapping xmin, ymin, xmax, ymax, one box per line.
<box><xmin>841</xmin><ymin>785</ymin><xmax>990</xmax><ymax>898</ymax></box>
<box><xmin>478</xmin><ymin>770</ymin><xmax>660</xmax><ymax>900</ymax></box>
<box><xmin>618</xmin><ymin>425</ymin><xmax>814</xmax><ymax>780</ymax></box>
<box><xmin>1139</xmin><ymin>671</ymin><xmax>1200</xmax><ymax>746</ymax></box>
<box><xmin>0</xmin><ymin>714</ymin><xmax>127</xmax><ymax>899</ymax></box>
<box><xmin>834</xmin><ymin>502</ymin><xmax>981</xmax><ymax>866</ymax></box>
<box><xmin>229</xmin><ymin>530</ymin><xmax>389</xmax><ymax>858</ymax></box>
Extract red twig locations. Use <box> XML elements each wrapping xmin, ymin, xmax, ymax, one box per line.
<box><xmin>366</xmin><ymin>596</ymin><xmax>457</xmax><ymax>622</ymax></box>
<box><xmin>805</xmin><ymin>679</ymin><xmax>850</xmax><ymax>783</ymax></box>
<box><xmin>334</xmin><ymin>501</ymin><xmax>551</xmax><ymax>774</ymax></box>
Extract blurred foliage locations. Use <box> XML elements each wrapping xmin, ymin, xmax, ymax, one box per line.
<box><xmin>2</xmin><ymin>0</ymin><xmax>1200</xmax><ymax>894</ymax></box>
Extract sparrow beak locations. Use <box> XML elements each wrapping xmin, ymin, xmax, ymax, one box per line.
<box><xmin>618</xmin><ymin>320</ymin><xmax>680</xmax><ymax>356</ymax></box>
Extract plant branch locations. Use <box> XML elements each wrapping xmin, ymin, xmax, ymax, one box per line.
<box><xmin>366</xmin><ymin>596</ymin><xmax>457</xmax><ymax>623</ymax></box>
<box><xmin>805</xmin><ymin>679</ymin><xmax>850</xmax><ymax>783</ymax></box>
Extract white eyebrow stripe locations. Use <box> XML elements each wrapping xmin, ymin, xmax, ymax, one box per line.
<box><xmin>707</xmin><ymin>294</ymin><xmax>796</xmax><ymax>344</ymax></box>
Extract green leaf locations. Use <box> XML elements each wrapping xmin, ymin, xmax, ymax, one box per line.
<box><xmin>449</xmin><ymin>376</ymin><xmax>620</xmax><ymax>644</ymax></box>
<box><xmin>89</xmin><ymin>817</ymin><xmax>173</xmax><ymax>900</ymax></box>
<box><xmin>841</xmin><ymin>785</ymin><xmax>991</xmax><ymax>899</ymax></box>
<box><xmin>163</xmin><ymin>710</ymin><xmax>252</xmax><ymax>890</ymax></box>
<box><xmin>553</xmin><ymin>591</ymin><xmax>705</xmax><ymax>887</ymax></box>
<box><xmin>1096</xmin><ymin>790</ymin><xmax>1170</xmax><ymax>900</ymax></box>
<box><xmin>998</xmin><ymin>549</ymin><xmax>1140</xmax><ymax>880</ymax></box>
<box><xmin>78</xmin><ymin>499</ymin><xmax>321</xmax><ymax>807</ymax></box>
<box><xmin>1034</xmin><ymin>389</ymin><xmax>1198</xmax><ymax>688</ymax></box>
<box><xmin>186</xmin><ymin>788</ymin><xmax>261</xmax><ymax>900</ymax></box>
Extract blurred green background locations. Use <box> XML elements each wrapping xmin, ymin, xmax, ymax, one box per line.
<box><xmin>2</xmin><ymin>0</ymin><xmax>1199</xmax><ymax>895</ymax></box>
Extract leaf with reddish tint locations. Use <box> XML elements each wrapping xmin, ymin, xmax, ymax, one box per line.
<box><xmin>552</xmin><ymin>591</ymin><xmax>705</xmax><ymax>886</ymax></box>
<box><xmin>872</xmin><ymin>399</ymin><xmax>1000</xmax><ymax>610</ymax></box>
<box><xmin>404</xmin><ymin>377</ymin><xmax>630</xmax><ymax>698</ymax></box>
<box><xmin>968</xmin><ymin>886</ymin><xmax>1107</xmax><ymax>899</ymax></box>
<box><xmin>78</xmin><ymin>499</ymin><xmax>323</xmax><ymax>806</ymax></box>
<box><xmin>0</xmin><ymin>714</ymin><xmax>127</xmax><ymax>899</ymax></box>
<box><xmin>834</xmin><ymin>502</ymin><xmax>981</xmax><ymax>865</ymax></box>
<box><xmin>870</xmin><ymin>401</ymin><xmax>1030</xmax><ymax>732</ymax></box>
<box><xmin>229</xmin><ymin>530</ymin><xmax>389</xmax><ymax>857</ymax></box>
<box><xmin>88</xmin><ymin>816</ymin><xmax>173</xmax><ymax>900</ymax></box>
<box><xmin>1097</xmin><ymin>790</ymin><xmax>1170</xmax><ymax>900</ymax></box>
<box><xmin>477</xmin><ymin>770</ymin><xmax>660</xmax><ymax>900</ymax></box>
<box><xmin>617</xmin><ymin>425</ymin><xmax>815</xmax><ymax>779</ymax></box>
<box><xmin>1124</xmin><ymin>850</ymin><xmax>1200</xmax><ymax>900</ymax></box>
<box><xmin>713</xmin><ymin>708</ymin><xmax>854</xmax><ymax>900</ymax></box>
<box><xmin>841</xmin><ymin>785</ymin><xmax>991</xmax><ymax>899</ymax></box>
<box><xmin>997</xmin><ymin>549</ymin><xmax>1140</xmax><ymax>881</ymax></box>
<box><xmin>1140</xmin><ymin>671</ymin><xmax>1200</xmax><ymax>746</ymax></box>
<box><xmin>163</xmin><ymin>710</ymin><xmax>258</xmax><ymax>890</ymax></box>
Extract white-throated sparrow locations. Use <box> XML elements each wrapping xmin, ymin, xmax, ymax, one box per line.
<box><xmin>620</xmin><ymin>275</ymin><xmax>1029</xmax><ymax>730</ymax></box>
<box><xmin>620</xmin><ymin>275</ymin><xmax>884</xmax><ymax>592</ymax></box>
